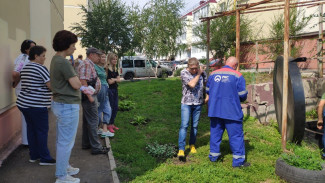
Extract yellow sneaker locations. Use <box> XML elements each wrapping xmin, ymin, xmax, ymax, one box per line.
<box><xmin>177</xmin><ymin>150</ymin><xmax>185</xmax><ymax>157</ymax></box>
<box><xmin>190</xmin><ymin>145</ymin><xmax>197</xmax><ymax>154</ymax></box>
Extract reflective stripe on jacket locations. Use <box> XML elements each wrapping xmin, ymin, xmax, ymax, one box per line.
<box><xmin>206</xmin><ymin>65</ymin><xmax>247</xmax><ymax>121</ymax></box>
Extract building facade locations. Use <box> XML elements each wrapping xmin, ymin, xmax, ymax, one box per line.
<box><xmin>0</xmin><ymin>0</ymin><xmax>64</xmax><ymax>166</ymax></box>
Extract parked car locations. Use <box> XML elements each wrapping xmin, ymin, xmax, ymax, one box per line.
<box><xmin>175</xmin><ymin>61</ymin><xmax>188</xmax><ymax>70</ymax></box>
<box><xmin>120</xmin><ymin>56</ymin><xmax>172</xmax><ymax>80</ymax></box>
<box><xmin>171</xmin><ymin>61</ymin><xmax>181</xmax><ymax>71</ymax></box>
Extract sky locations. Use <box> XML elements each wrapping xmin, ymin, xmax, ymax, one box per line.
<box><xmin>122</xmin><ymin>0</ymin><xmax>198</xmax><ymax>15</ymax></box>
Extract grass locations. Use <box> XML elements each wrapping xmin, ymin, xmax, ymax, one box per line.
<box><xmin>242</xmin><ymin>72</ymin><xmax>273</xmax><ymax>85</ymax></box>
<box><xmin>111</xmin><ymin>77</ymin><xmax>323</xmax><ymax>182</ymax></box>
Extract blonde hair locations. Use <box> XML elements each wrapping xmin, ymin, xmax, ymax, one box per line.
<box><xmin>106</xmin><ymin>52</ymin><xmax>119</xmax><ymax>73</ymax></box>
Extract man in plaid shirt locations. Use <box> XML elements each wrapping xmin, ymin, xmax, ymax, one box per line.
<box><xmin>78</xmin><ymin>47</ymin><xmax>108</xmax><ymax>155</ymax></box>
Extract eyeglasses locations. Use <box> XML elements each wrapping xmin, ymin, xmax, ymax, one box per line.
<box><xmin>189</xmin><ymin>67</ymin><xmax>198</xmax><ymax>71</ymax></box>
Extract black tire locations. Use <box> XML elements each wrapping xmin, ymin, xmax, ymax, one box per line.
<box><xmin>275</xmin><ymin>159</ymin><xmax>325</xmax><ymax>183</ymax></box>
<box><xmin>124</xmin><ymin>72</ymin><xmax>134</xmax><ymax>80</ymax></box>
<box><xmin>160</xmin><ymin>71</ymin><xmax>168</xmax><ymax>79</ymax></box>
<box><xmin>273</xmin><ymin>56</ymin><xmax>305</xmax><ymax>143</ymax></box>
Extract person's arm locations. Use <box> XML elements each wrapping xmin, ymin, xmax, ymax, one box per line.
<box><xmin>238</xmin><ymin>76</ymin><xmax>248</xmax><ymax>102</ymax></box>
<box><xmin>107</xmin><ymin>70</ymin><xmax>120</xmax><ymax>84</ymax></box>
<box><xmin>205</xmin><ymin>94</ymin><xmax>209</xmax><ymax>104</ymax></box>
<box><xmin>317</xmin><ymin>99</ymin><xmax>325</xmax><ymax>130</ymax></box>
<box><xmin>69</xmin><ymin>76</ymin><xmax>82</xmax><ymax>89</ymax></box>
<box><xmin>187</xmin><ymin>66</ymin><xmax>203</xmax><ymax>88</ymax></box>
<box><xmin>12</xmin><ymin>71</ymin><xmax>20</xmax><ymax>88</ymax></box>
<box><xmin>46</xmin><ymin>81</ymin><xmax>51</xmax><ymax>91</ymax></box>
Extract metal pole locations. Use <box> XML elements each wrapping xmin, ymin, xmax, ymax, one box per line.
<box><xmin>282</xmin><ymin>0</ymin><xmax>290</xmax><ymax>151</ymax></box>
<box><xmin>236</xmin><ymin>10</ymin><xmax>240</xmax><ymax>71</ymax></box>
<box><xmin>206</xmin><ymin>19</ymin><xmax>211</xmax><ymax>76</ymax></box>
<box><xmin>256</xmin><ymin>41</ymin><xmax>259</xmax><ymax>71</ymax></box>
<box><xmin>318</xmin><ymin>5</ymin><xmax>324</xmax><ymax>78</ymax></box>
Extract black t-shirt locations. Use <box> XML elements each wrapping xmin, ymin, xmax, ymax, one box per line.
<box><xmin>107</xmin><ymin>69</ymin><xmax>119</xmax><ymax>89</ymax></box>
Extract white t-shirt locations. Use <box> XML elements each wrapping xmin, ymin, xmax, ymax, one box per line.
<box><xmin>13</xmin><ymin>53</ymin><xmax>30</xmax><ymax>91</ymax></box>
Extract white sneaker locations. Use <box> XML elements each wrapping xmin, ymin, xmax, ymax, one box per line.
<box><xmin>55</xmin><ymin>175</ymin><xmax>80</xmax><ymax>183</ymax></box>
<box><xmin>97</xmin><ymin>128</ymin><xmax>103</xmax><ymax>135</ymax></box>
<box><xmin>101</xmin><ymin>131</ymin><xmax>114</xmax><ymax>137</ymax></box>
<box><xmin>67</xmin><ymin>165</ymin><xmax>79</xmax><ymax>176</ymax></box>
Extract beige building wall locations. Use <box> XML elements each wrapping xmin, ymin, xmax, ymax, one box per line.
<box><xmin>0</xmin><ymin>0</ymin><xmax>31</xmax><ymax>110</ymax></box>
<box><xmin>64</xmin><ymin>0</ymin><xmax>89</xmax><ymax>59</ymax></box>
<box><xmin>0</xmin><ymin>0</ymin><xmax>63</xmax><ymax>162</ymax></box>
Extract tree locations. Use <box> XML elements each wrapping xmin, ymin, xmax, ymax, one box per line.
<box><xmin>263</xmin><ymin>8</ymin><xmax>312</xmax><ymax>59</ymax></box>
<box><xmin>71</xmin><ymin>0</ymin><xmax>133</xmax><ymax>57</ymax></box>
<box><xmin>193</xmin><ymin>1</ymin><xmax>253</xmax><ymax>59</ymax></box>
<box><xmin>137</xmin><ymin>0</ymin><xmax>185</xmax><ymax>59</ymax></box>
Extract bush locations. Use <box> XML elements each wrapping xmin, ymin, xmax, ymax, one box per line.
<box><xmin>130</xmin><ymin>115</ymin><xmax>147</xmax><ymax>125</ymax></box>
<box><xmin>173</xmin><ymin>68</ymin><xmax>182</xmax><ymax>77</ymax></box>
<box><xmin>119</xmin><ymin>94</ymin><xmax>130</xmax><ymax>101</ymax></box>
<box><xmin>119</xmin><ymin>100</ymin><xmax>135</xmax><ymax>111</ymax></box>
<box><xmin>306</xmin><ymin>109</ymin><xmax>318</xmax><ymax>119</ymax></box>
<box><xmin>145</xmin><ymin>142</ymin><xmax>177</xmax><ymax>160</ymax></box>
<box><xmin>281</xmin><ymin>143</ymin><xmax>324</xmax><ymax>170</ymax></box>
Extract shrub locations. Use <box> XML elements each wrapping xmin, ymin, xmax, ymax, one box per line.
<box><xmin>173</xmin><ymin>68</ymin><xmax>182</xmax><ymax>77</ymax></box>
<box><xmin>119</xmin><ymin>94</ymin><xmax>130</xmax><ymax>101</ymax></box>
<box><xmin>119</xmin><ymin>100</ymin><xmax>135</xmax><ymax>111</ymax></box>
<box><xmin>130</xmin><ymin>115</ymin><xmax>148</xmax><ymax>125</ymax></box>
<box><xmin>306</xmin><ymin>109</ymin><xmax>318</xmax><ymax>119</ymax></box>
<box><xmin>281</xmin><ymin>143</ymin><xmax>324</xmax><ymax>170</ymax></box>
<box><xmin>145</xmin><ymin>142</ymin><xmax>177</xmax><ymax>160</ymax></box>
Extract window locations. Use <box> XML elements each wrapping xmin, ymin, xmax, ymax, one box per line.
<box><xmin>193</xmin><ymin>11</ymin><xmax>200</xmax><ymax>21</ymax></box>
<box><xmin>201</xmin><ymin>6</ymin><xmax>208</xmax><ymax>17</ymax></box>
<box><xmin>134</xmin><ymin>60</ymin><xmax>145</xmax><ymax>67</ymax></box>
<box><xmin>150</xmin><ymin>60</ymin><xmax>157</xmax><ymax>67</ymax></box>
<box><xmin>220</xmin><ymin>2</ymin><xmax>226</xmax><ymax>12</ymax></box>
<box><xmin>122</xmin><ymin>60</ymin><xmax>133</xmax><ymax>68</ymax></box>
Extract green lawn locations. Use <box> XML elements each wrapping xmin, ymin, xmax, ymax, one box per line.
<box><xmin>111</xmin><ymin>77</ymin><xmax>322</xmax><ymax>182</ymax></box>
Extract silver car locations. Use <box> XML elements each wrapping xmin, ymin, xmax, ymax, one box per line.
<box><xmin>120</xmin><ymin>56</ymin><xmax>172</xmax><ymax>80</ymax></box>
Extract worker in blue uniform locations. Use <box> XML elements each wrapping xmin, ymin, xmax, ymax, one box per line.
<box><xmin>205</xmin><ymin>56</ymin><xmax>250</xmax><ymax>168</ymax></box>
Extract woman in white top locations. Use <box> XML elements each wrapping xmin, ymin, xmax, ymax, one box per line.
<box><xmin>12</xmin><ymin>39</ymin><xmax>36</xmax><ymax>146</ymax></box>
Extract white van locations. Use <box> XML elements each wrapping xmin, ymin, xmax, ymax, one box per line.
<box><xmin>120</xmin><ymin>56</ymin><xmax>172</xmax><ymax>80</ymax></box>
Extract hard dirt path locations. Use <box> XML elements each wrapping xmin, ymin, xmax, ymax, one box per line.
<box><xmin>0</xmin><ymin>108</ymin><xmax>114</xmax><ymax>183</ymax></box>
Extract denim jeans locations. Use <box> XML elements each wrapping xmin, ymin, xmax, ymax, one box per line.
<box><xmin>52</xmin><ymin>101</ymin><xmax>79</xmax><ymax>178</ymax></box>
<box><xmin>178</xmin><ymin>104</ymin><xmax>202</xmax><ymax>151</ymax></box>
<box><xmin>18</xmin><ymin>107</ymin><xmax>53</xmax><ymax>161</ymax></box>
<box><xmin>108</xmin><ymin>88</ymin><xmax>118</xmax><ymax>125</ymax></box>
<box><xmin>97</xmin><ymin>84</ymin><xmax>111</xmax><ymax>125</ymax></box>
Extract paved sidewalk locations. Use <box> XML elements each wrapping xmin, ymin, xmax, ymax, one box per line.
<box><xmin>0</xmin><ymin>108</ymin><xmax>115</xmax><ymax>183</ymax></box>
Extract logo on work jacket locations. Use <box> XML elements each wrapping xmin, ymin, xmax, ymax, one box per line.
<box><xmin>214</xmin><ymin>75</ymin><xmax>221</xmax><ymax>82</ymax></box>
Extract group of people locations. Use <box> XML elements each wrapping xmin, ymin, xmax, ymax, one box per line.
<box><xmin>12</xmin><ymin>30</ymin><xmax>120</xmax><ymax>183</ymax></box>
<box><xmin>177</xmin><ymin>56</ymin><xmax>250</xmax><ymax>168</ymax></box>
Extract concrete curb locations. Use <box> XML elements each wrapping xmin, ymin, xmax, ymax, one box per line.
<box><xmin>105</xmin><ymin>137</ymin><xmax>120</xmax><ymax>183</ymax></box>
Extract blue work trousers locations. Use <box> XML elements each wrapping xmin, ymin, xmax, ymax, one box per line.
<box><xmin>209</xmin><ymin>117</ymin><xmax>246</xmax><ymax>167</ymax></box>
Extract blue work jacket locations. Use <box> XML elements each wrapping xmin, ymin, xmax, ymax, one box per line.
<box><xmin>206</xmin><ymin>65</ymin><xmax>248</xmax><ymax>122</ymax></box>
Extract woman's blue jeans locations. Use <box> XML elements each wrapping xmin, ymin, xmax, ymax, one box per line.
<box><xmin>52</xmin><ymin>101</ymin><xmax>79</xmax><ymax>178</ymax></box>
<box><xmin>178</xmin><ymin>104</ymin><xmax>202</xmax><ymax>151</ymax></box>
<box><xmin>97</xmin><ymin>84</ymin><xmax>111</xmax><ymax>125</ymax></box>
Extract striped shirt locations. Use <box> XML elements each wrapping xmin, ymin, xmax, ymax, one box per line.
<box><xmin>17</xmin><ymin>62</ymin><xmax>52</xmax><ymax>108</ymax></box>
